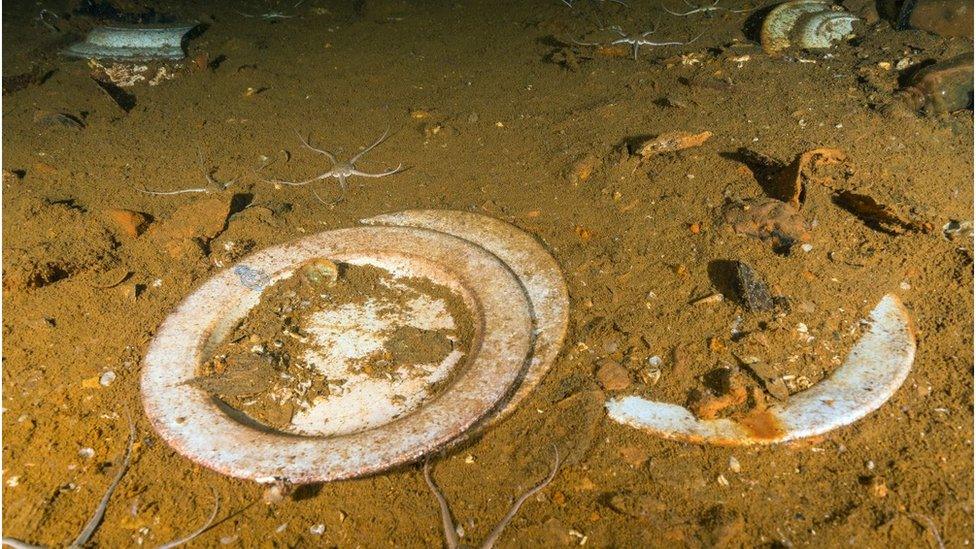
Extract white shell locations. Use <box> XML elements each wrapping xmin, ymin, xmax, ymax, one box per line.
<box><xmin>606</xmin><ymin>294</ymin><xmax>915</xmax><ymax>445</ymax></box>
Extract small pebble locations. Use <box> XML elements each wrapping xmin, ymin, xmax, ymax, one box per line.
<box><xmin>310</xmin><ymin>524</ymin><xmax>326</xmax><ymax>535</ymax></box>
<box><xmin>717</xmin><ymin>474</ymin><xmax>730</xmax><ymax>487</ymax></box>
<box><xmin>6</xmin><ymin>476</ymin><xmax>20</xmax><ymax>487</ymax></box>
<box><xmin>219</xmin><ymin>535</ymin><xmax>238</xmax><ymax>545</ymax></box>
<box><xmin>647</xmin><ymin>355</ymin><xmax>662</xmax><ymax>367</ymax></box>
<box><xmin>729</xmin><ymin>456</ymin><xmax>741</xmax><ymax>473</ymax></box>
<box><xmin>276</xmin><ymin>523</ymin><xmax>288</xmax><ymax>533</ymax></box>
<box><xmin>99</xmin><ymin>371</ymin><xmax>116</xmax><ymax>387</ymax></box>
<box><xmin>595</xmin><ymin>360</ymin><xmax>631</xmax><ymax>391</ymax></box>
<box><xmin>78</xmin><ymin>447</ymin><xmax>95</xmax><ymax>459</ymax></box>
<box><xmin>899</xmin><ymin>281</ymin><xmax>911</xmax><ymax>290</ymax></box>
<box><xmin>801</xmin><ymin>243</ymin><xmax>814</xmax><ymax>253</ymax></box>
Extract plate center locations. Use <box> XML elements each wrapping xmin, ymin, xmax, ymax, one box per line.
<box><xmin>193</xmin><ymin>258</ymin><xmax>475</xmax><ymax>437</ymax></box>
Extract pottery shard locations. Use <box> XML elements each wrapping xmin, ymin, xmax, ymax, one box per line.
<box><xmin>633</xmin><ymin>130</ymin><xmax>712</xmax><ymax>158</ymax></box>
<box><xmin>595</xmin><ymin>359</ymin><xmax>631</xmax><ymax>391</ymax></box>
<box><xmin>104</xmin><ymin>208</ymin><xmax>150</xmax><ymax>238</ymax></box>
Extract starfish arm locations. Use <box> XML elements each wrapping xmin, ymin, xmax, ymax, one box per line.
<box><xmin>310</xmin><ymin>186</ymin><xmax>342</xmax><ymax>206</ymax></box>
<box><xmin>423</xmin><ymin>460</ymin><xmax>460</xmax><ymax>549</ymax></box>
<box><xmin>296</xmin><ymin>131</ymin><xmax>337</xmax><ymax>163</ymax></box>
<box><xmin>479</xmin><ymin>447</ymin><xmax>562</xmax><ymax>549</ymax></box>
<box><xmin>133</xmin><ymin>185</ymin><xmax>207</xmax><ymax>195</ymax></box>
<box><xmin>349</xmin><ymin>127</ymin><xmax>392</xmax><ymax>164</ymax></box>
<box><xmin>662</xmin><ymin>4</ymin><xmax>693</xmax><ymax>15</ymax></box>
<box><xmin>264</xmin><ymin>171</ymin><xmax>333</xmax><ymax>186</ymax></box>
<box><xmin>349</xmin><ymin>164</ymin><xmax>404</xmax><ymax>178</ymax></box>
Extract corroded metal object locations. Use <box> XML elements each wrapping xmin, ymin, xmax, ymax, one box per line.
<box><xmin>606</xmin><ymin>294</ymin><xmax>915</xmax><ymax>445</ymax></box>
<box><xmin>143</xmin><ymin>226</ymin><xmax>534</xmax><ymax>483</ymax></box>
<box><xmin>361</xmin><ymin>210</ymin><xmax>570</xmax><ymax>426</ymax></box>
<box><xmin>64</xmin><ymin>25</ymin><xmax>196</xmax><ymax>60</ymax></box>
<box><xmin>761</xmin><ymin>0</ymin><xmax>858</xmax><ymax>54</ymax></box>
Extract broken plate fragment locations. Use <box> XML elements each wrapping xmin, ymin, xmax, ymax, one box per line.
<box><xmin>64</xmin><ymin>25</ymin><xmax>196</xmax><ymax>60</ymax></box>
<box><xmin>606</xmin><ymin>294</ymin><xmax>915</xmax><ymax>445</ymax></box>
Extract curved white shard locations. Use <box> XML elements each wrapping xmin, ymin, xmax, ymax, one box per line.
<box><xmin>607</xmin><ymin>294</ymin><xmax>915</xmax><ymax>445</ymax></box>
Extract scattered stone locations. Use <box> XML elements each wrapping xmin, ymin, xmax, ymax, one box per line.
<box><xmin>733</xmin><ymin>262</ymin><xmax>785</xmax><ymax>313</ymax></box>
<box><xmin>728</xmin><ymin>456</ymin><xmax>741</xmax><ymax>473</ymax></box>
<box><xmin>99</xmin><ymin>371</ymin><xmax>117</xmax><ymax>387</ymax></box>
<box><xmin>898</xmin><ymin>53</ymin><xmax>973</xmax><ymax>116</ymax></box>
<box><xmin>943</xmin><ymin>220</ymin><xmax>973</xmax><ymax>240</ymax></box>
<box><xmin>309</xmin><ymin>524</ymin><xmax>325</xmax><ymax>535</ymax></box>
<box><xmin>595</xmin><ymin>359</ymin><xmax>631</xmax><ymax>391</ymax></box>
<box><xmin>78</xmin><ymin>447</ymin><xmax>95</xmax><ymax>459</ymax></box>
<box><xmin>104</xmin><ymin>208</ymin><xmax>150</xmax><ymax>238</ymax></box>
<box><xmin>739</xmin><ymin>359</ymin><xmax>790</xmax><ymax>401</ymax></box>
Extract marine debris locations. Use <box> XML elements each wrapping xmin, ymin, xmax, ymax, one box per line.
<box><xmin>142</xmin><ymin>212</ymin><xmax>567</xmax><ymax>483</ymax></box>
<box><xmin>606</xmin><ymin>294</ymin><xmax>916</xmax><ymax>445</ymax></box>
<box><xmin>64</xmin><ymin>25</ymin><xmax>197</xmax><ymax>61</ymax></box>
<box><xmin>761</xmin><ymin>0</ymin><xmax>858</xmax><ymax>54</ymax></box>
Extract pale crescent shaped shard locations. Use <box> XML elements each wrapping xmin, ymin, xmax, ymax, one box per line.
<box><xmin>606</xmin><ymin>294</ymin><xmax>915</xmax><ymax>445</ymax></box>
<box><xmin>361</xmin><ymin>210</ymin><xmax>570</xmax><ymax>423</ymax></box>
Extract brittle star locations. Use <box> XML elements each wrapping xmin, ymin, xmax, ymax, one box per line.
<box><xmin>423</xmin><ymin>446</ymin><xmax>561</xmax><ymax>549</ymax></box>
<box><xmin>662</xmin><ymin>0</ymin><xmax>754</xmax><ymax>16</ymax></box>
<box><xmin>561</xmin><ymin>0</ymin><xmax>628</xmax><ymax>8</ymax></box>
<box><xmin>131</xmin><ymin>152</ymin><xmax>236</xmax><ymax>195</ymax></box>
<box><xmin>264</xmin><ymin>128</ymin><xmax>404</xmax><ymax>206</ymax></box>
<box><xmin>608</xmin><ymin>25</ymin><xmax>703</xmax><ymax>60</ymax></box>
<box><xmin>238</xmin><ymin>10</ymin><xmax>296</xmax><ymax>19</ymax></box>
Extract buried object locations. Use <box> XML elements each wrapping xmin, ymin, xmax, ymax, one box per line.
<box><xmin>606</xmin><ymin>294</ymin><xmax>915</xmax><ymax>445</ymax></box>
<box><xmin>142</xmin><ymin>212</ymin><xmax>568</xmax><ymax>483</ymax></box>
<box><xmin>63</xmin><ymin>24</ymin><xmax>196</xmax><ymax>60</ymax></box>
<box><xmin>761</xmin><ymin>0</ymin><xmax>858</xmax><ymax>54</ymax></box>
